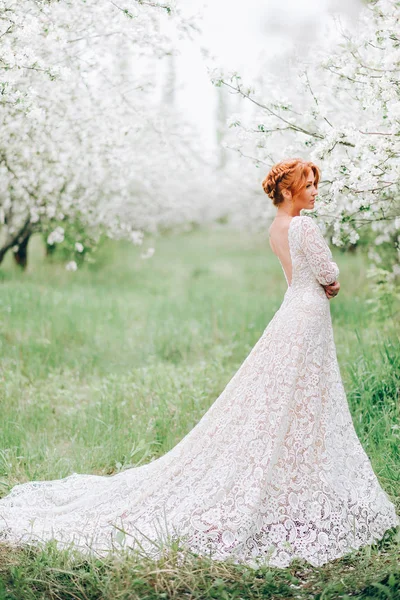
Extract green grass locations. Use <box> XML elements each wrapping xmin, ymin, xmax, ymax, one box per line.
<box><xmin>0</xmin><ymin>227</ymin><xmax>399</xmax><ymax>599</ymax></box>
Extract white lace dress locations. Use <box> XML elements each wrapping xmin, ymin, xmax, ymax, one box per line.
<box><xmin>0</xmin><ymin>215</ymin><xmax>398</xmax><ymax>568</ymax></box>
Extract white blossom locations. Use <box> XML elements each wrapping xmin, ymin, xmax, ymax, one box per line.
<box><xmin>65</xmin><ymin>260</ymin><xmax>77</xmax><ymax>271</ymax></box>
<box><xmin>47</xmin><ymin>227</ymin><xmax>65</xmax><ymax>245</ymax></box>
<box><xmin>140</xmin><ymin>247</ymin><xmax>155</xmax><ymax>259</ymax></box>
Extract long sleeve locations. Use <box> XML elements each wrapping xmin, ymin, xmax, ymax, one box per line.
<box><xmin>300</xmin><ymin>216</ymin><xmax>339</xmax><ymax>286</ymax></box>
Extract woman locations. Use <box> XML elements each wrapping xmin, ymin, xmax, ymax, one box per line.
<box><xmin>0</xmin><ymin>158</ymin><xmax>398</xmax><ymax>568</ymax></box>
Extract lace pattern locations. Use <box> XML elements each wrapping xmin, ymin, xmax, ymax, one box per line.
<box><xmin>0</xmin><ymin>215</ymin><xmax>398</xmax><ymax>568</ymax></box>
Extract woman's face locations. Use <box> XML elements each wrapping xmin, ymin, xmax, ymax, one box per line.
<box><xmin>293</xmin><ymin>169</ymin><xmax>318</xmax><ymax>210</ymax></box>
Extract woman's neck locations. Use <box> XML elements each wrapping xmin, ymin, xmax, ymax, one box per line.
<box><xmin>276</xmin><ymin>207</ymin><xmax>300</xmax><ymax>218</ymax></box>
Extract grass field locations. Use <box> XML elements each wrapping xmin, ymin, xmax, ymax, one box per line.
<box><xmin>0</xmin><ymin>227</ymin><xmax>399</xmax><ymax>599</ymax></box>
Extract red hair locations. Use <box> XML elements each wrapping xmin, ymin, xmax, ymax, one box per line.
<box><xmin>262</xmin><ymin>158</ymin><xmax>320</xmax><ymax>206</ymax></box>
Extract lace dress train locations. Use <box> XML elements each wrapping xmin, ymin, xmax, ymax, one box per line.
<box><xmin>0</xmin><ymin>215</ymin><xmax>398</xmax><ymax>568</ymax></box>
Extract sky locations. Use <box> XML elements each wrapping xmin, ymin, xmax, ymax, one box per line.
<box><xmin>170</xmin><ymin>0</ymin><xmax>363</xmax><ymax>153</ymax></box>
<box><xmin>181</xmin><ymin>0</ymin><xmax>362</xmax><ymax>70</ymax></box>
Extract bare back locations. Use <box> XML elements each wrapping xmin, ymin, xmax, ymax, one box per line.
<box><xmin>268</xmin><ymin>218</ymin><xmax>294</xmax><ymax>287</ymax></box>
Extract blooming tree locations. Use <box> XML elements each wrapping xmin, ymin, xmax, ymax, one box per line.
<box><xmin>0</xmin><ymin>0</ymin><xmax>225</xmax><ymax>269</ymax></box>
<box><xmin>209</xmin><ymin>0</ymin><xmax>400</xmax><ymax>307</ymax></box>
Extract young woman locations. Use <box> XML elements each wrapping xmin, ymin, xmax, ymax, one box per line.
<box><xmin>1</xmin><ymin>158</ymin><xmax>398</xmax><ymax>568</ymax></box>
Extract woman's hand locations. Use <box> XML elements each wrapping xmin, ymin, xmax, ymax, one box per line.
<box><xmin>323</xmin><ymin>280</ymin><xmax>340</xmax><ymax>299</ymax></box>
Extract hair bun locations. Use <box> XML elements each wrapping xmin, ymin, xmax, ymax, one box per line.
<box><xmin>262</xmin><ymin>158</ymin><xmax>320</xmax><ymax>207</ymax></box>
<box><xmin>262</xmin><ymin>169</ymin><xmax>284</xmax><ymax>201</ymax></box>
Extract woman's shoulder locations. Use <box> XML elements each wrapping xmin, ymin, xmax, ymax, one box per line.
<box><xmin>290</xmin><ymin>216</ymin><xmax>323</xmax><ymax>248</ymax></box>
<box><xmin>294</xmin><ymin>214</ymin><xmax>315</xmax><ymax>224</ymax></box>
<box><xmin>294</xmin><ymin>214</ymin><xmax>320</xmax><ymax>231</ymax></box>
<box><xmin>269</xmin><ymin>217</ymin><xmax>291</xmax><ymax>235</ymax></box>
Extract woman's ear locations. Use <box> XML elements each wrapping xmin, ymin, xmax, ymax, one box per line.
<box><xmin>282</xmin><ymin>189</ymin><xmax>292</xmax><ymax>202</ymax></box>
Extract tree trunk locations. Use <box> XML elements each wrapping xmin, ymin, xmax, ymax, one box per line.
<box><xmin>216</xmin><ymin>87</ymin><xmax>228</xmax><ymax>170</ymax></box>
<box><xmin>0</xmin><ymin>218</ymin><xmax>33</xmax><ymax>267</ymax></box>
<box><xmin>46</xmin><ymin>242</ymin><xmax>56</xmax><ymax>256</ymax></box>
<box><xmin>13</xmin><ymin>232</ymin><xmax>31</xmax><ymax>269</ymax></box>
<box><xmin>163</xmin><ymin>53</ymin><xmax>176</xmax><ymax>106</ymax></box>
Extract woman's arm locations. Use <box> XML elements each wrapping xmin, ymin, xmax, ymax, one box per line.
<box><xmin>300</xmin><ymin>216</ymin><xmax>340</xmax><ymax>286</ymax></box>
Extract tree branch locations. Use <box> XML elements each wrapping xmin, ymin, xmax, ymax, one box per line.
<box><xmin>221</xmin><ymin>80</ymin><xmax>324</xmax><ymax>140</ymax></box>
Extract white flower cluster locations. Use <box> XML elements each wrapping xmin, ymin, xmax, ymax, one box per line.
<box><xmin>65</xmin><ymin>261</ymin><xmax>78</xmax><ymax>272</ymax></box>
<box><xmin>47</xmin><ymin>227</ymin><xmax>65</xmax><ymax>246</ymax></box>
<box><xmin>140</xmin><ymin>247</ymin><xmax>155</xmax><ymax>260</ymax></box>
